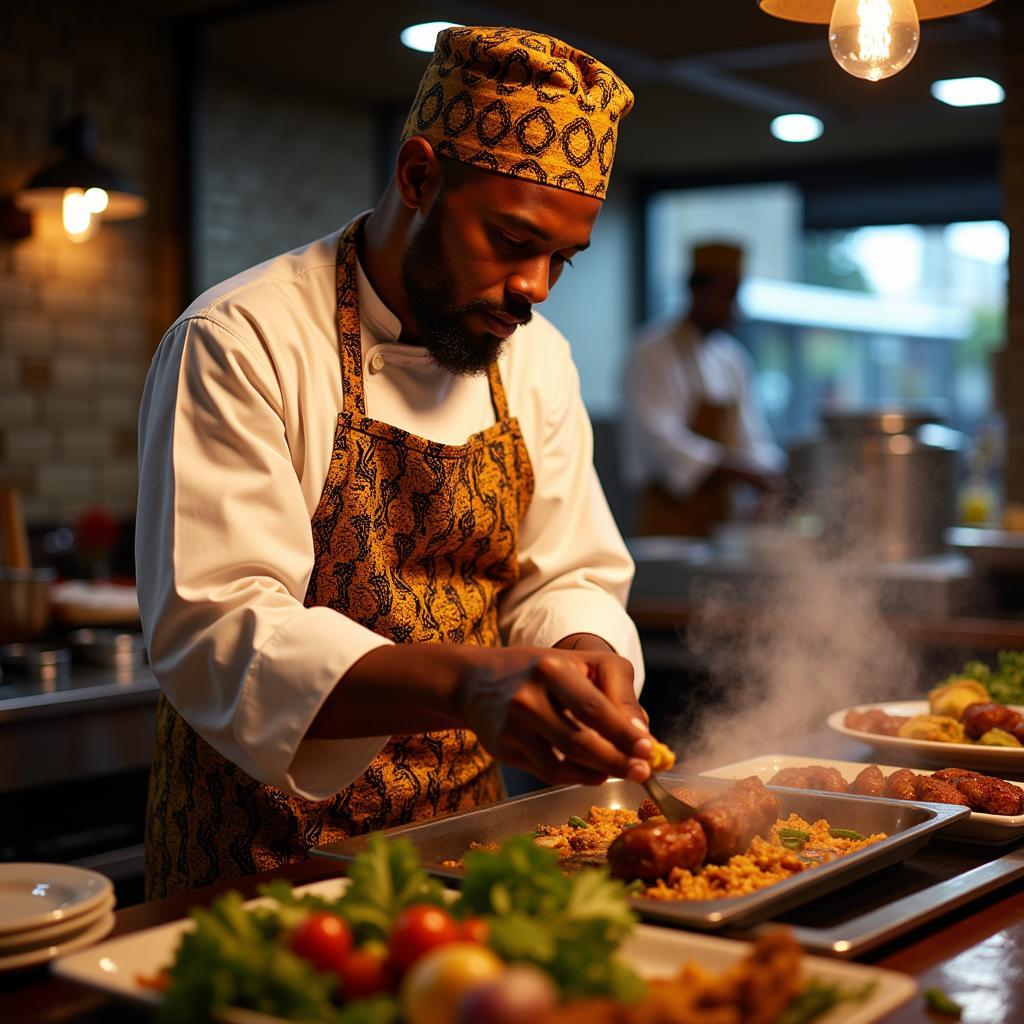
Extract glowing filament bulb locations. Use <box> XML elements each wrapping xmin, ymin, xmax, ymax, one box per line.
<box><xmin>62</xmin><ymin>187</ymin><xmax>95</xmax><ymax>242</ymax></box>
<box><xmin>829</xmin><ymin>0</ymin><xmax>920</xmax><ymax>81</ymax></box>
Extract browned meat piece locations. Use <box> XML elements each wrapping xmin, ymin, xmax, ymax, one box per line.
<box><xmin>607</xmin><ymin>819</ymin><xmax>708</xmax><ymax>881</ymax></box>
<box><xmin>914</xmin><ymin>777</ymin><xmax>971</xmax><ymax>806</ymax></box>
<box><xmin>696</xmin><ymin>777</ymin><xmax>780</xmax><ymax>863</ymax></box>
<box><xmin>931</xmin><ymin>767</ymin><xmax>981</xmax><ymax>783</ymax></box>
<box><xmin>961</xmin><ymin>701</ymin><xmax>1022</xmax><ymax>740</ymax></box>
<box><xmin>844</xmin><ymin>708</ymin><xmax>911</xmax><ymax>736</ymax></box>
<box><xmin>769</xmin><ymin>768</ymin><xmax>812</xmax><ymax>789</ymax></box>
<box><xmin>804</xmin><ymin>766</ymin><xmax>849</xmax><ymax>792</ymax></box>
<box><xmin>1013</xmin><ymin>720</ymin><xmax>1024</xmax><ymax>745</ymax></box>
<box><xmin>636</xmin><ymin>798</ymin><xmax>661</xmax><ymax>821</ymax></box>
<box><xmin>954</xmin><ymin>775</ymin><xmax>1024</xmax><ymax>816</ymax></box>
<box><xmin>850</xmin><ymin>764</ymin><xmax>886</xmax><ymax>797</ymax></box>
<box><xmin>884</xmin><ymin>768</ymin><xmax>919</xmax><ymax>800</ymax></box>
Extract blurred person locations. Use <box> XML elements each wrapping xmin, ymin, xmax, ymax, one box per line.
<box><xmin>621</xmin><ymin>242</ymin><xmax>786</xmax><ymax>537</ymax></box>
<box><xmin>136</xmin><ymin>26</ymin><xmax>654</xmax><ymax>897</ymax></box>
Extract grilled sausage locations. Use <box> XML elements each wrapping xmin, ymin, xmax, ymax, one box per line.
<box><xmin>914</xmin><ymin>777</ymin><xmax>971</xmax><ymax>806</ymax></box>
<box><xmin>696</xmin><ymin>777</ymin><xmax>780</xmax><ymax>863</ymax></box>
<box><xmin>849</xmin><ymin>764</ymin><xmax>886</xmax><ymax>797</ymax></box>
<box><xmin>607</xmin><ymin>819</ymin><xmax>708</xmax><ymax>882</ymax></box>
<box><xmin>844</xmin><ymin>708</ymin><xmax>911</xmax><ymax>736</ymax></box>
<box><xmin>884</xmin><ymin>768</ymin><xmax>919</xmax><ymax>801</ymax></box>
<box><xmin>961</xmin><ymin>701</ymin><xmax>1022</xmax><ymax>740</ymax></box>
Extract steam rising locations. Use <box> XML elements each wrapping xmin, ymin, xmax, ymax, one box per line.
<box><xmin>670</xmin><ymin>479</ymin><xmax>921</xmax><ymax>768</ymax></box>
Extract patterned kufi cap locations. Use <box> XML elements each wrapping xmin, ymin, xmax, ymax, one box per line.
<box><xmin>401</xmin><ymin>26</ymin><xmax>634</xmax><ymax>201</ymax></box>
<box><xmin>691</xmin><ymin>242</ymin><xmax>744</xmax><ymax>277</ymax></box>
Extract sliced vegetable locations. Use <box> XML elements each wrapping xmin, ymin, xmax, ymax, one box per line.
<box><xmin>828</xmin><ymin>828</ymin><xmax>865</xmax><ymax>841</ymax></box>
<box><xmin>567</xmin><ymin>815</ymin><xmax>589</xmax><ymax>829</ymax></box>
<box><xmin>780</xmin><ymin>979</ymin><xmax>876</xmax><ymax>1023</ymax></box>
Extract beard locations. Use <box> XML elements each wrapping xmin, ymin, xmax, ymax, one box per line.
<box><xmin>400</xmin><ymin>198</ymin><xmax>531</xmax><ymax>376</ymax></box>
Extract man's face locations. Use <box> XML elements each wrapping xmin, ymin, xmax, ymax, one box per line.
<box><xmin>401</xmin><ymin>166</ymin><xmax>601</xmax><ymax>375</ymax></box>
<box><xmin>690</xmin><ymin>274</ymin><xmax>740</xmax><ymax>334</ymax></box>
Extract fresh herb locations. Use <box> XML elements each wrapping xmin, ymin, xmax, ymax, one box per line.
<box><xmin>924</xmin><ymin>987</ymin><xmax>963</xmax><ymax>1017</ymax></box>
<box><xmin>949</xmin><ymin>651</ymin><xmax>1024</xmax><ymax>706</ymax></box>
<box><xmin>780</xmin><ymin>979</ymin><xmax>876</xmax><ymax>1024</ymax></box>
<box><xmin>568</xmin><ymin>814</ymin><xmax>589</xmax><ymax>829</ymax></box>
<box><xmin>828</xmin><ymin>828</ymin><xmax>865</xmax><ymax>841</ymax></box>
<box><xmin>158</xmin><ymin>891</ymin><xmax>343</xmax><ymax>1024</ymax></box>
<box><xmin>335</xmin><ymin>834</ymin><xmax>448</xmax><ymax>943</ymax></box>
<box><xmin>460</xmin><ymin>835</ymin><xmax>645</xmax><ymax>1002</ymax></box>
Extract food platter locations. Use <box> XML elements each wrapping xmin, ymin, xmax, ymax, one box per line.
<box><xmin>312</xmin><ymin>778</ymin><xmax>966</xmax><ymax>930</ymax></box>
<box><xmin>699</xmin><ymin>754</ymin><xmax>1024</xmax><ymax>845</ymax></box>
<box><xmin>829</xmin><ymin>701</ymin><xmax>1024</xmax><ymax>773</ymax></box>
<box><xmin>53</xmin><ymin>877</ymin><xmax>917</xmax><ymax>1024</ymax></box>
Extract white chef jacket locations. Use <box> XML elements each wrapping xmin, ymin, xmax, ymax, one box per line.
<box><xmin>136</xmin><ymin>225</ymin><xmax>644</xmax><ymax>802</ymax></box>
<box><xmin>621</xmin><ymin>317</ymin><xmax>786</xmax><ymax>497</ymax></box>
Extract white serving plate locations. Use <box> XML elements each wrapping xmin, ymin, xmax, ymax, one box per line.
<box><xmin>0</xmin><ymin>892</ymin><xmax>115</xmax><ymax>953</ymax></box>
<box><xmin>828</xmin><ymin>701</ymin><xmax>1024</xmax><ymax>773</ymax></box>
<box><xmin>54</xmin><ymin>877</ymin><xmax>916</xmax><ymax>1024</ymax></box>
<box><xmin>0</xmin><ymin>863</ymin><xmax>114</xmax><ymax>935</ymax></box>
<box><xmin>700</xmin><ymin>753</ymin><xmax>1024</xmax><ymax>845</ymax></box>
<box><xmin>0</xmin><ymin>910</ymin><xmax>115</xmax><ymax>972</ymax></box>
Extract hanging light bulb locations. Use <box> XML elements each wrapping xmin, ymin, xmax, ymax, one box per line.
<box><xmin>62</xmin><ymin>188</ymin><xmax>95</xmax><ymax>242</ymax></box>
<box><xmin>829</xmin><ymin>0</ymin><xmax>919</xmax><ymax>81</ymax></box>
<box><xmin>757</xmin><ymin>1</ymin><xmax>995</xmax><ymax>82</ymax></box>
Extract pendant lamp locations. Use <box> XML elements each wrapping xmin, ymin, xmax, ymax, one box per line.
<box><xmin>15</xmin><ymin>114</ymin><xmax>147</xmax><ymax>243</ymax></box>
<box><xmin>757</xmin><ymin>0</ymin><xmax>995</xmax><ymax>82</ymax></box>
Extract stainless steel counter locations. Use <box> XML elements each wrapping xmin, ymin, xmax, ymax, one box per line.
<box><xmin>0</xmin><ymin>665</ymin><xmax>159</xmax><ymax>793</ymax></box>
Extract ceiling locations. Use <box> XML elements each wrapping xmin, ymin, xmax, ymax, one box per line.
<box><xmin>130</xmin><ymin>0</ymin><xmax>1007</xmax><ymax>176</ymax></box>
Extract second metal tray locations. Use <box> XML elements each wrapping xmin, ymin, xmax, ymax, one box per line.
<box><xmin>312</xmin><ymin>777</ymin><xmax>967</xmax><ymax>931</ymax></box>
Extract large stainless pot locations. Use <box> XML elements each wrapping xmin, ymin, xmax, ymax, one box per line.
<box><xmin>789</xmin><ymin>410</ymin><xmax>962</xmax><ymax>561</ymax></box>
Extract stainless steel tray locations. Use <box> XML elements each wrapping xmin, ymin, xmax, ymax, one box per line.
<box><xmin>312</xmin><ymin>777</ymin><xmax>967</xmax><ymax>931</ymax></box>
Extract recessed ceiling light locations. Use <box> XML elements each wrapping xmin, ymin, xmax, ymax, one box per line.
<box><xmin>770</xmin><ymin>113</ymin><xmax>825</xmax><ymax>143</ymax></box>
<box><xmin>930</xmin><ymin>76</ymin><xmax>1004</xmax><ymax>107</ymax></box>
<box><xmin>400</xmin><ymin>21</ymin><xmax>461</xmax><ymax>53</ymax></box>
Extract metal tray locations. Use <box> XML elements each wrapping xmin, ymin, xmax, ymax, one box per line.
<box><xmin>312</xmin><ymin>777</ymin><xmax>967</xmax><ymax>931</ymax></box>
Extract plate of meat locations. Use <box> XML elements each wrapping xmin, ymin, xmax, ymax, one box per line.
<box><xmin>828</xmin><ymin>700</ymin><xmax>1024</xmax><ymax>772</ymax></box>
<box><xmin>700</xmin><ymin>754</ymin><xmax>1024</xmax><ymax>844</ymax></box>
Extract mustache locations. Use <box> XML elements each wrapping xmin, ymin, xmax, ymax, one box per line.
<box><xmin>460</xmin><ymin>297</ymin><xmax>533</xmax><ymax>326</ymax></box>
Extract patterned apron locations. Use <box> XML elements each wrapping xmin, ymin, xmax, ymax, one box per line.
<box><xmin>637</xmin><ymin>398</ymin><xmax>739</xmax><ymax>538</ymax></box>
<box><xmin>144</xmin><ymin>218</ymin><xmax>534</xmax><ymax>899</ymax></box>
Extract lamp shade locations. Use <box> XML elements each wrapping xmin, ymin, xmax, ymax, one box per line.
<box><xmin>757</xmin><ymin>0</ymin><xmax>993</xmax><ymax>23</ymax></box>
<box><xmin>15</xmin><ymin>114</ymin><xmax>147</xmax><ymax>220</ymax></box>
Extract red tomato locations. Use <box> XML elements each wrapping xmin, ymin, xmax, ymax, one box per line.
<box><xmin>289</xmin><ymin>912</ymin><xmax>353</xmax><ymax>974</ymax></box>
<box><xmin>338</xmin><ymin>947</ymin><xmax>390</xmax><ymax>1000</ymax></box>
<box><xmin>388</xmin><ymin>904</ymin><xmax>460</xmax><ymax>974</ymax></box>
<box><xmin>458</xmin><ymin>917</ymin><xmax>489</xmax><ymax>945</ymax></box>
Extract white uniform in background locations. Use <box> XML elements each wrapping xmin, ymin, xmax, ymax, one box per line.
<box><xmin>621</xmin><ymin>317</ymin><xmax>786</xmax><ymax>500</ymax></box>
<box><xmin>136</xmin><ymin>228</ymin><xmax>643</xmax><ymax>802</ymax></box>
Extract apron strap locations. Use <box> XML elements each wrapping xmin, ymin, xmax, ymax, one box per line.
<box><xmin>486</xmin><ymin>361</ymin><xmax>511</xmax><ymax>421</ymax></box>
<box><xmin>336</xmin><ymin>219</ymin><xmax>367</xmax><ymax>416</ymax></box>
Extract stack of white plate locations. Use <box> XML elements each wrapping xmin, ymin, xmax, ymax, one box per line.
<box><xmin>0</xmin><ymin>863</ymin><xmax>115</xmax><ymax>971</ymax></box>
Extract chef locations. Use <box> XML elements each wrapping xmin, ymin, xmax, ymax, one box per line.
<box><xmin>137</xmin><ymin>25</ymin><xmax>653</xmax><ymax>898</ymax></box>
<box><xmin>621</xmin><ymin>242</ymin><xmax>786</xmax><ymax>537</ymax></box>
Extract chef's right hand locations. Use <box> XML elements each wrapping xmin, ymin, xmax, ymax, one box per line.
<box><xmin>455</xmin><ymin>645</ymin><xmax>653</xmax><ymax>787</ymax></box>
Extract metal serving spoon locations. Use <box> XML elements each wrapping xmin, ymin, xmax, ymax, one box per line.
<box><xmin>642</xmin><ymin>773</ymin><xmax>699</xmax><ymax>824</ymax></box>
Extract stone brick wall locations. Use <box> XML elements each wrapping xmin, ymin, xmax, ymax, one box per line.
<box><xmin>0</xmin><ymin>0</ymin><xmax>176</xmax><ymax>524</ymax></box>
<box><xmin>1001</xmin><ymin>5</ymin><xmax>1024</xmax><ymax>507</ymax></box>
<box><xmin>197</xmin><ymin>71</ymin><xmax>377</xmax><ymax>292</ymax></box>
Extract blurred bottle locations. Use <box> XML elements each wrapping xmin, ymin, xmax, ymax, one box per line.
<box><xmin>958</xmin><ymin>421</ymin><xmax>1002</xmax><ymax>527</ymax></box>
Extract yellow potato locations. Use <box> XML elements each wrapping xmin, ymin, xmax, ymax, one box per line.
<box><xmin>647</xmin><ymin>739</ymin><xmax>676</xmax><ymax>772</ymax></box>
<box><xmin>897</xmin><ymin>714</ymin><xmax>965</xmax><ymax>744</ymax></box>
<box><xmin>928</xmin><ymin>678</ymin><xmax>990</xmax><ymax>720</ymax></box>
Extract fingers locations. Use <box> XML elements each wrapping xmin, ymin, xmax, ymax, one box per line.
<box><xmin>507</xmin><ymin>735</ymin><xmax>609</xmax><ymax>787</ymax></box>
<box><xmin>538</xmin><ymin>652</ymin><xmax>653</xmax><ymax>763</ymax></box>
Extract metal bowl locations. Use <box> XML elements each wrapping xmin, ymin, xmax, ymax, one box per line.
<box><xmin>0</xmin><ymin>567</ymin><xmax>55</xmax><ymax>644</ymax></box>
<box><xmin>68</xmin><ymin>629</ymin><xmax>147</xmax><ymax>670</ymax></box>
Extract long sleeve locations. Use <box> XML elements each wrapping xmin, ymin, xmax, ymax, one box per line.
<box><xmin>136</xmin><ymin>316</ymin><xmax>390</xmax><ymax>801</ymax></box>
<box><xmin>498</xmin><ymin>332</ymin><xmax>645</xmax><ymax>693</ymax></box>
<box><xmin>622</xmin><ymin>328</ymin><xmax>723</xmax><ymax>497</ymax></box>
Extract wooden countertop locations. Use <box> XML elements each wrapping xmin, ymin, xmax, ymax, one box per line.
<box><xmin>3</xmin><ymin>732</ymin><xmax>1023</xmax><ymax>1023</ymax></box>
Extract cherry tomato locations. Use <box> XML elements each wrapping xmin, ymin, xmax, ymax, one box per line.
<box><xmin>389</xmin><ymin>904</ymin><xmax>461</xmax><ymax>975</ymax></box>
<box><xmin>458</xmin><ymin>917</ymin><xmax>489</xmax><ymax>945</ymax></box>
<box><xmin>289</xmin><ymin>912</ymin><xmax>353</xmax><ymax>974</ymax></box>
<box><xmin>337</xmin><ymin>947</ymin><xmax>390</xmax><ymax>1000</ymax></box>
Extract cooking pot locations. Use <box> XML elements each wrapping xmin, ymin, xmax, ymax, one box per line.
<box><xmin>788</xmin><ymin>409</ymin><xmax>963</xmax><ymax>561</ymax></box>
